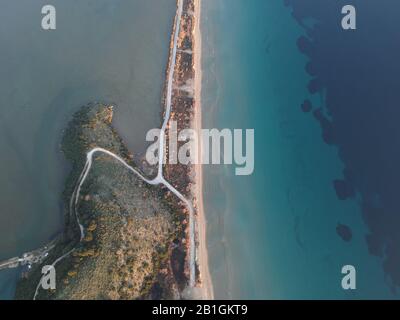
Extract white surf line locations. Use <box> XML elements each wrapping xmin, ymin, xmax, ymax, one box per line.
<box><xmin>34</xmin><ymin>0</ymin><xmax>195</xmax><ymax>299</ymax></box>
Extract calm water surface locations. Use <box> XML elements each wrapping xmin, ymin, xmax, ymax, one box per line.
<box><xmin>0</xmin><ymin>0</ymin><xmax>175</xmax><ymax>298</ymax></box>
<box><xmin>201</xmin><ymin>0</ymin><xmax>394</xmax><ymax>299</ymax></box>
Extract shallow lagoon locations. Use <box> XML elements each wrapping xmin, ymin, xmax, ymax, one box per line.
<box><xmin>0</xmin><ymin>0</ymin><xmax>175</xmax><ymax>298</ymax></box>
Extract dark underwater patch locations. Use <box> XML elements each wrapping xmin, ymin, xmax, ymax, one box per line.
<box><xmin>284</xmin><ymin>0</ymin><xmax>400</xmax><ymax>288</ymax></box>
<box><xmin>333</xmin><ymin>179</ymin><xmax>355</xmax><ymax>200</ymax></box>
<box><xmin>336</xmin><ymin>223</ymin><xmax>352</xmax><ymax>242</ymax></box>
<box><xmin>301</xmin><ymin>99</ymin><xmax>313</xmax><ymax>113</ymax></box>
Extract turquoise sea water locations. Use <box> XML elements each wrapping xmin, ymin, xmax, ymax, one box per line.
<box><xmin>201</xmin><ymin>0</ymin><xmax>395</xmax><ymax>298</ymax></box>
<box><xmin>1</xmin><ymin>0</ymin><xmax>396</xmax><ymax>300</ymax></box>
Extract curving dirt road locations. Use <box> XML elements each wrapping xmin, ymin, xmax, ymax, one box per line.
<box><xmin>34</xmin><ymin>0</ymin><xmax>197</xmax><ymax>300</ymax></box>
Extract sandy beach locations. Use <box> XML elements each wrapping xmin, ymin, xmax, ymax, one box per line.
<box><xmin>193</xmin><ymin>0</ymin><xmax>214</xmax><ymax>300</ymax></box>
